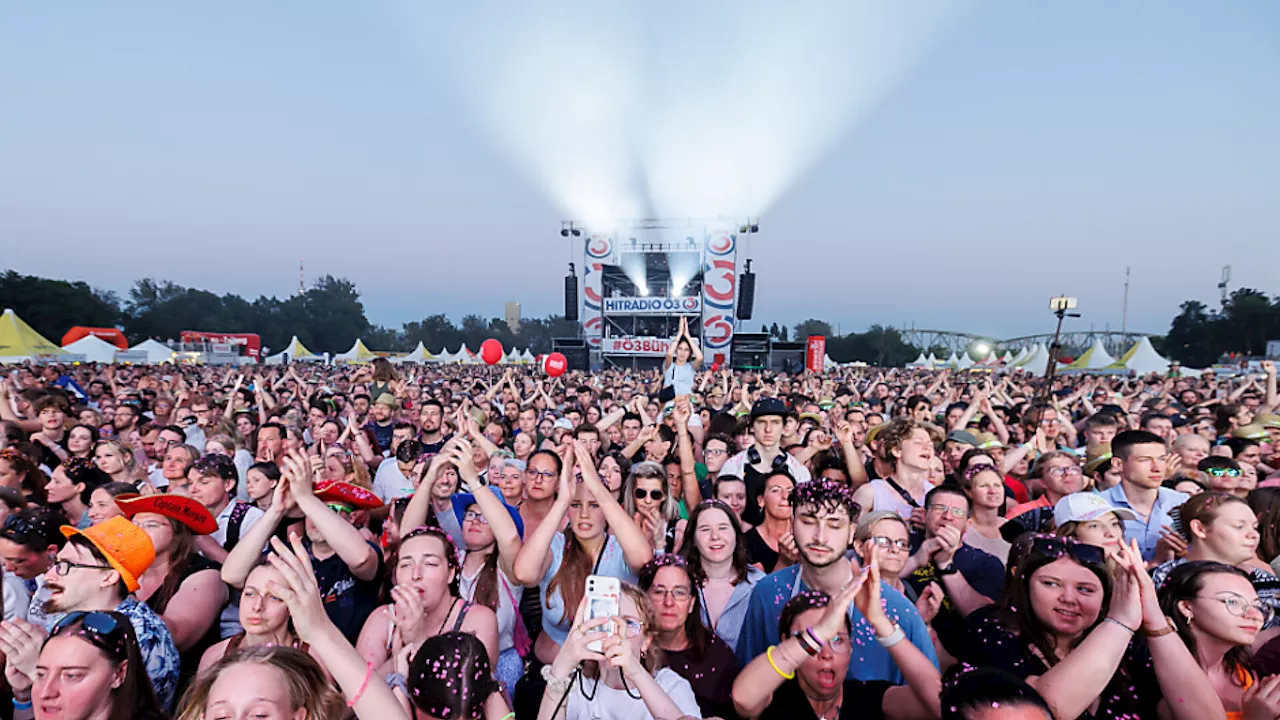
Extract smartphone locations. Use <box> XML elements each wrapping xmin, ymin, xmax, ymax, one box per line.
<box><xmin>583</xmin><ymin>575</ymin><xmax>620</xmax><ymax>653</ymax></box>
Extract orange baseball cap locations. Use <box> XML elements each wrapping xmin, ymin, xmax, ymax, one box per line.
<box><xmin>115</xmin><ymin>494</ymin><xmax>218</xmax><ymax>536</ymax></box>
<box><xmin>60</xmin><ymin>516</ymin><xmax>155</xmax><ymax>594</ymax></box>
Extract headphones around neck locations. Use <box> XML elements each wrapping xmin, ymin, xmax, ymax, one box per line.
<box><xmin>747</xmin><ymin>446</ymin><xmax>788</xmax><ymax>470</ymax></box>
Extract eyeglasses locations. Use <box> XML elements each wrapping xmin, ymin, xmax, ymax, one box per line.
<box><xmin>618</xmin><ymin>617</ymin><xmax>646</xmax><ymax>638</ymax></box>
<box><xmin>52</xmin><ymin>559</ymin><xmax>114</xmax><ymax>576</ymax></box>
<box><xmin>462</xmin><ymin>510</ymin><xmax>489</xmax><ymax>525</ymax></box>
<box><xmin>51</xmin><ymin>611</ymin><xmax>128</xmax><ymax>661</ymax></box>
<box><xmin>1197</xmin><ymin>594</ymin><xmax>1274</xmax><ymax>625</ymax></box>
<box><xmin>704</xmin><ymin>448</ymin><xmax>728</xmax><ymax>457</ymax></box>
<box><xmin>528</xmin><ymin>469</ymin><xmax>557</xmax><ymax>480</ymax></box>
<box><xmin>648</xmin><ymin>586</ymin><xmax>692</xmax><ymax>601</ymax></box>
<box><xmin>326</xmin><ymin>503</ymin><xmax>353</xmax><ymax>516</ymax></box>
<box><xmin>1045</xmin><ymin>466</ymin><xmax>1083</xmax><ymax>479</ymax></box>
<box><xmin>791</xmin><ymin>630</ymin><xmax>849</xmax><ymax>650</ymax></box>
<box><xmin>868</xmin><ymin>536</ymin><xmax>910</xmax><ymax>551</ymax></box>
<box><xmin>1205</xmin><ymin>467</ymin><xmax>1242</xmax><ymax>478</ymax></box>
<box><xmin>634</xmin><ymin>489</ymin><xmax>666</xmax><ymax>501</ymax></box>
<box><xmin>927</xmin><ymin>504</ymin><xmax>968</xmax><ymax>519</ymax></box>
<box><xmin>1029</xmin><ymin>535</ymin><xmax>1106</xmax><ymax>566</ymax></box>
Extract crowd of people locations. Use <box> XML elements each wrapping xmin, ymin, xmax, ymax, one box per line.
<box><xmin>0</xmin><ymin>347</ymin><xmax>1277</xmax><ymax>720</ymax></box>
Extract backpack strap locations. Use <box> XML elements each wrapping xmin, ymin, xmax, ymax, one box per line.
<box><xmin>452</xmin><ymin>600</ymin><xmax>473</xmax><ymax>632</ymax></box>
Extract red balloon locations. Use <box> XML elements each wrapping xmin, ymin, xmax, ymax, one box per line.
<box><xmin>480</xmin><ymin>338</ymin><xmax>504</xmax><ymax>365</ymax></box>
<box><xmin>543</xmin><ymin>352</ymin><xmax>567</xmax><ymax>377</ymax></box>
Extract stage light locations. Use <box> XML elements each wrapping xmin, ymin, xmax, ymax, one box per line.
<box><xmin>639</xmin><ymin>284</ymin><xmax>649</xmax><ymax>296</ymax></box>
<box><xmin>560</xmin><ymin>228</ymin><xmax>570</xmax><ymax>237</ymax></box>
<box><xmin>739</xmin><ymin>225</ymin><xmax>749</xmax><ymax>234</ymax></box>
<box><xmin>750</xmin><ymin>222</ymin><xmax>759</xmax><ymax>233</ymax></box>
<box><xmin>572</xmin><ymin>228</ymin><xmax>581</xmax><ymax>237</ymax></box>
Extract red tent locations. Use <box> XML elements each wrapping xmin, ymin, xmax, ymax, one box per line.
<box><xmin>62</xmin><ymin>326</ymin><xmax>127</xmax><ymax>349</ymax></box>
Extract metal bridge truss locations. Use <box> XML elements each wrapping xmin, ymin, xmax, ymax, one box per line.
<box><xmin>899</xmin><ymin>329</ymin><xmax>1155</xmax><ymax>357</ymax></box>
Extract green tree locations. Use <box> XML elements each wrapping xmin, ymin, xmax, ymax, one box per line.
<box><xmin>0</xmin><ymin>271</ymin><xmax>121</xmax><ymax>341</ymax></box>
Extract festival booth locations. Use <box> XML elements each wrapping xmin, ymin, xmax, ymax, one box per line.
<box><xmin>393</xmin><ymin>342</ymin><xmax>437</xmax><ymax>364</ymax></box>
<box><xmin>61</xmin><ymin>326</ymin><xmax>127</xmax><ymax>349</ymax></box>
<box><xmin>0</xmin><ymin>309</ymin><xmax>71</xmax><ymax>364</ymax></box>
<box><xmin>62</xmin><ymin>334</ymin><xmax>123</xmax><ymax>363</ymax></box>
<box><xmin>1106</xmin><ymin>337</ymin><xmax>1176</xmax><ymax>376</ymax></box>
<box><xmin>129</xmin><ymin>339</ymin><xmax>176</xmax><ymax>364</ymax></box>
<box><xmin>334</xmin><ymin>339</ymin><xmax>377</xmax><ymax>364</ymax></box>
<box><xmin>1062</xmin><ymin>339</ymin><xmax>1120</xmax><ymax>374</ymax></box>
<box><xmin>264</xmin><ymin>336</ymin><xmax>322</xmax><ymax>365</ymax></box>
<box><xmin>1012</xmin><ymin>344</ymin><xmax>1052</xmax><ymax>376</ymax></box>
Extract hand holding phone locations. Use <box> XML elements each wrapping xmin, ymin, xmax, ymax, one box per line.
<box><xmin>583</xmin><ymin>575</ymin><xmax>620</xmax><ymax>653</ymax></box>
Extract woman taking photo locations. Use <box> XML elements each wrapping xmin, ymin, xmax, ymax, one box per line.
<box><xmin>623</xmin><ymin>461</ymin><xmax>686</xmax><ymax>554</ymax></box>
<box><xmin>0</xmin><ymin>610</ymin><xmax>167</xmax><ymax>720</ymax></box>
<box><xmin>744</xmin><ymin>470</ymin><xmax>795</xmax><ymax>573</ymax></box>
<box><xmin>639</xmin><ymin>554</ymin><xmax>740</xmax><ymax>719</ymax></box>
<box><xmin>962</xmin><ymin>536</ymin><xmax>1224</xmax><ymax>719</ymax></box>
<box><xmin>117</xmin><ymin>493</ymin><xmax>227</xmax><ymax>681</ymax></box>
<box><xmin>199</xmin><ymin>560</ymin><xmax>314</xmax><ymax>671</ymax></box>
<box><xmin>513</xmin><ymin>441</ymin><xmax>653</xmax><ymax>667</ymax></box>
<box><xmin>731</xmin><ymin>555</ymin><xmax>942</xmax><ymax>720</ymax></box>
<box><xmin>679</xmin><ymin>499</ymin><xmax>764</xmax><ymax>651</ymax></box>
<box><xmin>1149</xmin><ymin>491</ymin><xmax>1280</xmax><ymax>641</ymax></box>
<box><xmin>1158</xmin><ymin>560</ymin><xmax>1276</xmax><ymax>719</ymax></box>
<box><xmin>535</xmin><ymin>586</ymin><xmax>701</xmax><ymax>720</ymax></box>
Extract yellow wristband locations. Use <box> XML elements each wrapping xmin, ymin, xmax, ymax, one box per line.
<box><xmin>766</xmin><ymin>645</ymin><xmax>795</xmax><ymax>680</ymax></box>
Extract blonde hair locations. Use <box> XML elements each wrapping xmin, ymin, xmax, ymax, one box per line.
<box><xmin>177</xmin><ymin>645</ymin><xmax>344</xmax><ymax>720</ymax></box>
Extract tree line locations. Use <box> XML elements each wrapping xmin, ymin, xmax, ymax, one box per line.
<box><xmin>2</xmin><ymin>270</ymin><xmax>1275</xmax><ymax>366</ymax></box>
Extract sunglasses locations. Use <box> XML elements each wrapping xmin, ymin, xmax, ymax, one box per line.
<box><xmin>51</xmin><ymin>611</ymin><xmax>128</xmax><ymax>661</ymax></box>
<box><xmin>634</xmin><ymin>489</ymin><xmax>665</xmax><ymax>501</ymax></box>
<box><xmin>1030</xmin><ymin>536</ymin><xmax>1106</xmax><ymax>566</ymax></box>
<box><xmin>1205</xmin><ymin>467</ymin><xmax>1242</xmax><ymax>478</ymax></box>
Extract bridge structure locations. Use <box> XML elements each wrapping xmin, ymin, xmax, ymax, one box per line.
<box><xmin>899</xmin><ymin>328</ymin><xmax>1157</xmax><ymax>357</ymax></box>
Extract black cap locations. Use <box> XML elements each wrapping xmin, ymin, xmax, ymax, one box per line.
<box><xmin>750</xmin><ymin>397</ymin><xmax>790</xmax><ymax>421</ymax></box>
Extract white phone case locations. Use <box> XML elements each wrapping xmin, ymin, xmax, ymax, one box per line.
<box><xmin>584</xmin><ymin>575</ymin><xmax>621</xmax><ymax>653</ymax></box>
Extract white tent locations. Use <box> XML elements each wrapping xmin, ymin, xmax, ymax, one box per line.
<box><xmin>1014</xmin><ymin>344</ymin><xmax>1053</xmax><ymax>375</ymax></box>
<box><xmin>941</xmin><ymin>352</ymin><xmax>960</xmax><ymax>369</ymax></box>
<box><xmin>1010</xmin><ymin>347</ymin><xmax>1030</xmax><ymax>365</ymax></box>
<box><xmin>907</xmin><ymin>353</ymin><xmax>929</xmax><ymax>368</ymax></box>
<box><xmin>520</xmin><ymin>349</ymin><xmax>535</xmax><ymax>363</ymax></box>
<box><xmin>1108</xmin><ymin>337</ymin><xmax>1173</xmax><ymax>375</ymax></box>
<box><xmin>1064</xmin><ymin>339</ymin><xmax>1117</xmax><ymax>372</ymax></box>
<box><xmin>455</xmin><ymin>344</ymin><xmax>476</xmax><ymax>364</ymax></box>
<box><xmin>129</xmin><ymin>339</ymin><xmax>175</xmax><ymax>364</ymax></box>
<box><xmin>62</xmin><ymin>335</ymin><xmax>121</xmax><ymax>363</ymax></box>
<box><xmin>334</xmin><ymin>339</ymin><xmax>376</xmax><ymax>364</ymax></box>
<box><xmin>957</xmin><ymin>353</ymin><xmax>974</xmax><ymax>370</ymax></box>
<box><xmin>925</xmin><ymin>353</ymin><xmax>939</xmax><ymax>369</ymax></box>
<box><xmin>1000</xmin><ymin>351</ymin><xmax>1014</xmax><ymax>364</ymax></box>
<box><xmin>394</xmin><ymin>342</ymin><xmax>436</xmax><ymax>364</ymax></box>
<box><xmin>824</xmin><ymin>354</ymin><xmax>837</xmax><ymax>370</ymax></box>
<box><xmin>265</xmin><ymin>336</ymin><xmax>321</xmax><ymax>365</ymax></box>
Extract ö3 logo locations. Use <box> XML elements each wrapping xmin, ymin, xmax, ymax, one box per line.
<box><xmin>703</xmin><ymin>315</ymin><xmax>734</xmax><ymax>349</ymax></box>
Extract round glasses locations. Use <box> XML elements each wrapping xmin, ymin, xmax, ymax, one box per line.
<box><xmin>1198</xmin><ymin>594</ymin><xmax>1274</xmax><ymax>625</ymax></box>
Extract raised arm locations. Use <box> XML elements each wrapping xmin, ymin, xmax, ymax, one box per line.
<box><xmin>222</xmin><ymin>476</ymin><xmax>291</xmax><ymax>588</ymax></box>
<box><xmin>574</xmin><ymin>441</ymin><xmax>653</xmax><ymax>571</ymax></box>
<box><xmin>672</xmin><ymin>400</ymin><xmax>703</xmax><ymax>508</ymax></box>
<box><xmin>449</xmin><ymin>440</ymin><xmax>523</xmax><ymax>580</ymax></box>
<box><xmin>512</xmin><ymin>457</ymin><xmax>572</xmax><ymax>587</ymax></box>
<box><xmin>833</xmin><ymin>421</ymin><xmax>869</xmax><ymax>489</ymax></box>
<box><xmin>290</xmin><ymin>451</ymin><xmax>379</xmax><ymax>581</ymax></box>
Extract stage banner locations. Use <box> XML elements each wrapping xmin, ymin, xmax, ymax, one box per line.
<box><xmin>603</xmin><ymin>297</ymin><xmax>702</xmax><ymax>315</ymax></box>
<box><xmin>701</xmin><ymin>229</ymin><xmax>737</xmax><ymax>367</ymax></box>
<box><xmin>806</xmin><ymin>336</ymin><xmax>826</xmax><ymax>373</ymax></box>
<box><xmin>582</xmin><ymin>234</ymin><xmax>617</xmax><ymax>349</ymax></box>
<box><xmin>600</xmin><ymin>336</ymin><xmax>700</xmax><ymax>356</ymax></box>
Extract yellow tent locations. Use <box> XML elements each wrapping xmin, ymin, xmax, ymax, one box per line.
<box><xmin>0</xmin><ymin>309</ymin><xmax>69</xmax><ymax>364</ymax></box>
<box><xmin>335</xmin><ymin>339</ymin><xmax>377</xmax><ymax>363</ymax></box>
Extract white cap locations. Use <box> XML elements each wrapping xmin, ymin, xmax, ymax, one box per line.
<box><xmin>1053</xmin><ymin>492</ymin><xmax>1138</xmax><ymax>526</ymax></box>
<box><xmin>552</xmin><ymin>418</ymin><xmax>574</xmax><ymax>431</ymax></box>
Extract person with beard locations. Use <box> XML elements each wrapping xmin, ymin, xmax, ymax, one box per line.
<box><xmin>736</xmin><ymin>478</ymin><xmax>937</xmax><ymax>683</ymax></box>
<box><xmin>42</xmin><ymin>516</ymin><xmax>181</xmax><ymax>710</ymax></box>
<box><xmin>110</xmin><ymin>401</ymin><xmax>141</xmax><ymax>438</ymax></box>
<box><xmin>417</xmin><ymin>399</ymin><xmax>451</xmax><ymax>454</ymax></box>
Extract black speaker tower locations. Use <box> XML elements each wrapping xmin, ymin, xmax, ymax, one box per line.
<box><xmin>564</xmin><ymin>264</ymin><xmax>579</xmax><ymax>322</ymax></box>
<box><xmin>736</xmin><ymin>259</ymin><xmax>756</xmax><ymax>320</ymax></box>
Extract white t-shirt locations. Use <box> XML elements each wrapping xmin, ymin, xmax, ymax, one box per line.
<box><xmin>664</xmin><ymin>362</ymin><xmax>695</xmax><ymax>396</ymax></box>
<box><xmin>3</xmin><ymin>573</ymin><xmax>30</xmax><ymax>622</ymax></box>
<box><xmin>458</xmin><ymin>565</ymin><xmax>524</xmax><ymax>657</ymax></box>
<box><xmin>565</xmin><ymin>667</ymin><xmax>701</xmax><ymax>720</ymax></box>
<box><xmin>372</xmin><ymin>458</ymin><xmax>414</xmax><ymax>502</ymax></box>
<box><xmin>213</xmin><ymin>501</ymin><xmax>266</xmax><ymax>547</ymax></box>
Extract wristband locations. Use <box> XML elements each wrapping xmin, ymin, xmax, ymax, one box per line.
<box><xmin>12</xmin><ymin>698</ymin><xmax>32</xmax><ymax>710</ymax></box>
<box><xmin>1104</xmin><ymin>617</ymin><xmax>1136</xmax><ymax>635</ymax></box>
<box><xmin>795</xmin><ymin>629</ymin><xmax>820</xmax><ymax>657</ymax></box>
<box><xmin>805</xmin><ymin>626</ymin><xmax>826</xmax><ymax>650</ymax></box>
<box><xmin>541</xmin><ymin>664</ymin><xmax>573</xmax><ymax>697</ymax></box>
<box><xmin>1142</xmin><ymin>618</ymin><xmax>1177</xmax><ymax>638</ymax></box>
<box><xmin>766</xmin><ymin>645</ymin><xmax>796</xmax><ymax>680</ymax></box>
<box><xmin>875</xmin><ymin>623</ymin><xmax>906</xmax><ymax>648</ymax></box>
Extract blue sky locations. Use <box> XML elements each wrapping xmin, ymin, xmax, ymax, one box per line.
<box><xmin>2</xmin><ymin>1</ymin><xmax>1277</xmax><ymax>340</ymax></box>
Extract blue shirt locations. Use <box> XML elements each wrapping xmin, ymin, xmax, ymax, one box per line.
<box><xmin>1101</xmin><ymin>483</ymin><xmax>1189</xmax><ymax>562</ymax></box>
<box><xmin>734</xmin><ymin>564</ymin><xmax>938</xmax><ymax>683</ymax></box>
<box><xmin>539</xmin><ymin>533</ymin><xmax>637</xmax><ymax>645</ymax></box>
